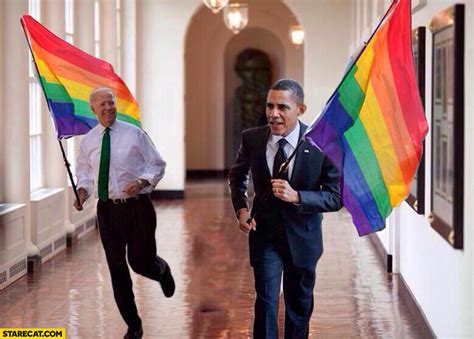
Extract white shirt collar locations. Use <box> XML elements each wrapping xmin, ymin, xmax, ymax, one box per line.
<box><xmin>269</xmin><ymin>121</ymin><xmax>300</xmax><ymax>149</ymax></box>
<box><xmin>97</xmin><ymin>119</ymin><xmax>119</xmax><ymax>134</ymax></box>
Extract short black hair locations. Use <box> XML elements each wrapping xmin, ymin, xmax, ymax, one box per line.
<box><xmin>270</xmin><ymin>79</ymin><xmax>304</xmax><ymax>104</ymax></box>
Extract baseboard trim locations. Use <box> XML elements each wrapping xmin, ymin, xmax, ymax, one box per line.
<box><xmin>397</xmin><ymin>274</ymin><xmax>436</xmax><ymax>338</ymax></box>
<box><xmin>368</xmin><ymin>233</ymin><xmax>392</xmax><ymax>273</ymax></box>
<box><xmin>186</xmin><ymin>170</ymin><xmax>228</xmax><ymax>179</ymax></box>
<box><xmin>150</xmin><ymin>190</ymin><xmax>184</xmax><ymax>200</ymax></box>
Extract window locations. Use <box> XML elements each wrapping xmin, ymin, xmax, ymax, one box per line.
<box><xmin>29</xmin><ymin>0</ymin><xmax>43</xmax><ymax>191</ymax></box>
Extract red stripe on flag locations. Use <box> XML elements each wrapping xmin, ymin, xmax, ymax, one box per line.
<box><xmin>21</xmin><ymin>15</ymin><xmax>121</xmax><ymax>82</ymax></box>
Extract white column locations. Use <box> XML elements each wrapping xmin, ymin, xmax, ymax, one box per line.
<box><xmin>64</xmin><ymin>0</ymin><xmax>96</xmax><ymax>238</ymax></box>
<box><xmin>356</xmin><ymin>0</ymin><xmax>361</xmax><ymax>42</ymax></box>
<box><xmin>2</xmin><ymin>0</ymin><xmax>37</xmax><ymax>256</ymax></box>
<box><xmin>362</xmin><ymin>0</ymin><xmax>368</xmax><ymax>32</ymax></box>
<box><xmin>371</xmin><ymin>0</ymin><xmax>378</xmax><ymax>26</ymax></box>
<box><xmin>74</xmin><ymin>0</ymin><xmax>95</xmax><ymax>54</ymax></box>
<box><xmin>42</xmin><ymin>0</ymin><xmax>67</xmax><ymax>189</ymax></box>
<box><xmin>73</xmin><ymin>0</ymin><xmax>94</xmax><ymax>162</ymax></box>
<box><xmin>121</xmin><ymin>0</ymin><xmax>136</xmax><ymax>95</ymax></box>
<box><xmin>350</xmin><ymin>0</ymin><xmax>356</xmax><ymax>53</ymax></box>
<box><xmin>136</xmin><ymin>0</ymin><xmax>192</xmax><ymax>191</ymax></box>
<box><xmin>99</xmin><ymin>0</ymin><xmax>117</xmax><ymax>69</ymax></box>
<box><xmin>41</xmin><ymin>0</ymin><xmax>71</xmax><ymax>246</ymax></box>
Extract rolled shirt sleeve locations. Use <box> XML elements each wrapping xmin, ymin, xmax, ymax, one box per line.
<box><xmin>76</xmin><ymin>140</ymin><xmax>95</xmax><ymax>197</ymax></box>
<box><xmin>137</xmin><ymin>131</ymin><xmax>166</xmax><ymax>189</ymax></box>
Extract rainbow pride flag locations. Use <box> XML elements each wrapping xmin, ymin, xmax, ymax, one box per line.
<box><xmin>305</xmin><ymin>0</ymin><xmax>428</xmax><ymax>236</ymax></box>
<box><xmin>20</xmin><ymin>15</ymin><xmax>141</xmax><ymax>139</ymax></box>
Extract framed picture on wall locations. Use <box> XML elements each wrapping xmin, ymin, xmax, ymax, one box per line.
<box><xmin>429</xmin><ymin>4</ymin><xmax>464</xmax><ymax>249</ymax></box>
<box><xmin>406</xmin><ymin>26</ymin><xmax>426</xmax><ymax>215</ymax></box>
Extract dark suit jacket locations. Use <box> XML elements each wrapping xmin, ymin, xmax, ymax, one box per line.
<box><xmin>228</xmin><ymin>121</ymin><xmax>341</xmax><ymax>268</ymax></box>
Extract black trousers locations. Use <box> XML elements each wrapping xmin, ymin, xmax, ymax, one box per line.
<box><xmin>252</xmin><ymin>232</ymin><xmax>316</xmax><ymax>339</ymax></box>
<box><xmin>97</xmin><ymin>194</ymin><xmax>167</xmax><ymax>330</ymax></box>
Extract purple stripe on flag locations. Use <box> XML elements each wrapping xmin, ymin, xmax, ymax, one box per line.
<box><xmin>305</xmin><ymin>94</ymin><xmax>354</xmax><ymax>150</ymax></box>
<box><xmin>306</xmin><ymin>113</ymin><xmax>385</xmax><ymax>235</ymax></box>
<box><xmin>306</xmin><ymin>121</ymin><xmax>344</xmax><ymax>174</ymax></box>
<box><xmin>342</xmin><ymin>185</ymin><xmax>374</xmax><ymax>236</ymax></box>
<box><xmin>342</xmin><ymin>140</ymin><xmax>385</xmax><ymax>234</ymax></box>
<box><xmin>49</xmin><ymin>101</ymin><xmax>96</xmax><ymax>138</ymax></box>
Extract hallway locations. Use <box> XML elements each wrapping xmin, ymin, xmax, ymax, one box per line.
<box><xmin>0</xmin><ymin>180</ymin><xmax>424</xmax><ymax>338</ymax></box>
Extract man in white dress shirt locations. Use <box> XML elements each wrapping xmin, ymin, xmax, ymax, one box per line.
<box><xmin>74</xmin><ymin>87</ymin><xmax>175</xmax><ymax>339</ymax></box>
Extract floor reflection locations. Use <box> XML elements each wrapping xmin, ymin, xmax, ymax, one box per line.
<box><xmin>0</xmin><ymin>179</ymin><xmax>423</xmax><ymax>338</ymax></box>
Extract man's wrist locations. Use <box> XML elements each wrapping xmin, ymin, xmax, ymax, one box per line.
<box><xmin>236</xmin><ymin>208</ymin><xmax>248</xmax><ymax>219</ymax></box>
<box><xmin>137</xmin><ymin>178</ymin><xmax>148</xmax><ymax>190</ymax></box>
<box><xmin>78</xmin><ymin>188</ymin><xmax>88</xmax><ymax>201</ymax></box>
<box><xmin>292</xmin><ymin>191</ymin><xmax>300</xmax><ymax>205</ymax></box>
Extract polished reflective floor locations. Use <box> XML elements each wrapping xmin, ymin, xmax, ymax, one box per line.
<box><xmin>0</xmin><ymin>180</ymin><xmax>423</xmax><ymax>338</ymax></box>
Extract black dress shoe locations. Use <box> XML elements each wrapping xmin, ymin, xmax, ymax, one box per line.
<box><xmin>124</xmin><ymin>325</ymin><xmax>143</xmax><ymax>339</ymax></box>
<box><xmin>158</xmin><ymin>263</ymin><xmax>175</xmax><ymax>298</ymax></box>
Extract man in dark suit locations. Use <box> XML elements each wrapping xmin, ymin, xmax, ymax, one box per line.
<box><xmin>228</xmin><ymin>79</ymin><xmax>341</xmax><ymax>338</ymax></box>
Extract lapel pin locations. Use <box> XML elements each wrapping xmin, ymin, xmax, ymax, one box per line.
<box><xmin>304</xmin><ymin>149</ymin><xmax>310</xmax><ymax>153</ymax></box>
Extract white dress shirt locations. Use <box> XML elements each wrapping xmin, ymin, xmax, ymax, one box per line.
<box><xmin>266</xmin><ymin>122</ymin><xmax>300</xmax><ymax>179</ymax></box>
<box><xmin>76</xmin><ymin>119</ymin><xmax>166</xmax><ymax>199</ymax></box>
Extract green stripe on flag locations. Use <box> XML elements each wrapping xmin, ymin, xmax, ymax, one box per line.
<box><xmin>337</xmin><ymin>66</ymin><xmax>364</xmax><ymax>121</ymax></box>
<box><xmin>116</xmin><ymin>113</ymin><xmax>141</xmax><ymax>127</ymax></box>
<box><xmin>40</xmin><ymin>77</ymin><xmax>72</xmax><ymax>103</ymax></box>
<box><xmin>71</xmin><ymin>98</ymin><xmax>96</xmax><ymax>119</ymax></box>
<box><xmin>72</xmin><ymin>98</ymin><xmax>140</xmax><ymax>127</ymax></box>
<box><xmin>344</xmin><ymin>119</ymin><xmax>391</xmax><ymax>218</ymax></box>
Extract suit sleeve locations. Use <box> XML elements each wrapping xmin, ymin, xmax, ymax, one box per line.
<box><xmin>297</xmin><ymin>156</ymin><xmax>342</xmax><ymax>214</ymax></box>
<box><xmin>228</xmin><ymin>133</ymin><xmax>250</xmax><ymax>217</ymax></box>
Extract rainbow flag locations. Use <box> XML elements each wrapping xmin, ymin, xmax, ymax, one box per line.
<box><xmin>305</xmin><ymin>0</ymin><xmax>428</xmax><ymax>236</ymax></box>
<box><xmin>20</xmin><ymin>14</ymin><xmax>141</xmax><ymax>139</ymax></box>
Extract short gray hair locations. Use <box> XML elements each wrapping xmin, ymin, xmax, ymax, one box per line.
<box><xmin>270</xmin><ymin>79</ymin><xmax>304</xmax><ymax>105</ymax></box>
<box><xmin>89</xmin><ymin>87</ymin><xmax>115</xmax><ymax>104</ymax></box>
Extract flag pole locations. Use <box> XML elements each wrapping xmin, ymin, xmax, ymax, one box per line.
<box><xmin>58</xmin><ymin>140</ymin><xmax>83</xmax><ymax>210</ymax></box>
<box><xmin>247</xmin><ymin>139</ymin><xmax>304</xmax><ymax>224</ymax></box>
<box><xmin>20</xmin><ymin>18</ymin><xmax>83</xmax><ymax>210</ymax></box>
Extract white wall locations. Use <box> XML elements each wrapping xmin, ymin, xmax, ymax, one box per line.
<box><xmin>400</xmin><ymin>2</ymin><xmax>472</xmax><ymax>336</ymax></box>
<box><xmin>136</xmin><ymin>0</ymin><xmax>198</xmax><ymax>191</ymax></box>
<box><xmin>99</xmin><ymin>0</ymin><xmax>117</xmax><ymax>70</ymax></box>
<box><xmin>185</xmin><ymin>2</ymin><xmax>305</xmax><ymax>171</ymax></box>
<box><xmin>285</xmin><ymin>0</ymin><xmax>352</xmax><ymax>127</ymax></box>
<box><xmin>134</xmin><ymin>0</ymin><xmax>351</xmax><ymax>181</ymax></box>
<box><xmin>120</xmin><ymin>0</ymin><xmax>136</xmax><ymax>95</ymax></box>
<box><xmin>355</xmin><ymin>0</ymin><xmax>473</xmax><ymax>336</ymax></box>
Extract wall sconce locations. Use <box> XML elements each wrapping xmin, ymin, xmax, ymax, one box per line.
<box><xmin>290</xmin><ymin>25</ymin><xmax>305</xmax><ymax>45</ymax></box>
<box><xmin>202</xmin><ymin>0</ymin><xmax>229</xmax><ymax>14</ymax></box>
<box><xmin>223</xmin><ymin>3</ymin><xmax>248</xmax><ymax>34</ymax></box>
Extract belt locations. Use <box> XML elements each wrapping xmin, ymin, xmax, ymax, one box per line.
<box><xmin>106</xmin><ymin>195</ymin><xmax>143</xmax><ymax>204</ymax></box>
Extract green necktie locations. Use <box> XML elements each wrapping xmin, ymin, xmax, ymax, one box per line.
<box><xmin>98</xmin><ymin>127</ymin><xmax>110</xmax><ymax>201</ymax></box>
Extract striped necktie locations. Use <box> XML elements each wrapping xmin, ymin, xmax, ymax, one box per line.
<box><xmin>98</xmin><ymin>127</ymin><xmax>110</xmax><ymax>201</ymax></box>
<box><xmin>273</xmin><ymin>138</ymin><xmax>289</xmax><ymax>181</ymax></box>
